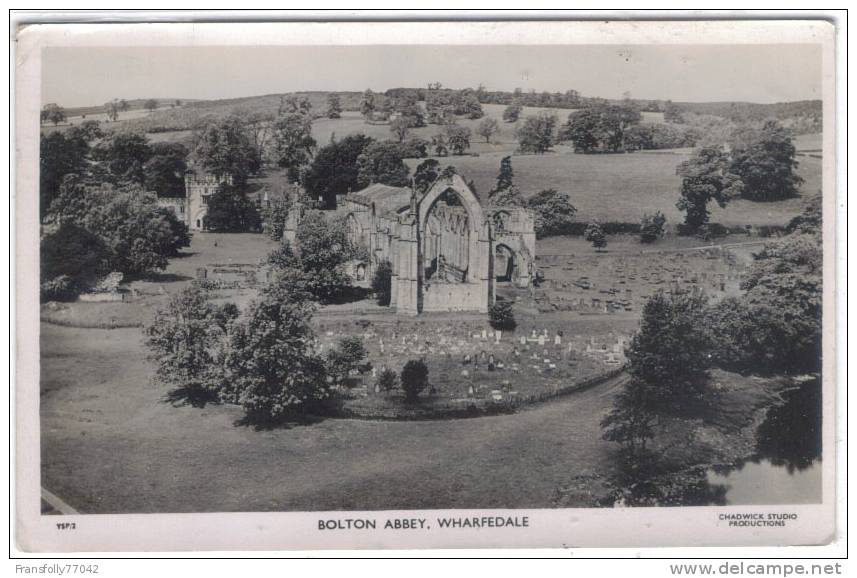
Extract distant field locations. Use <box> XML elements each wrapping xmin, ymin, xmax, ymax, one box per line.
<box><xmin>44</xmin><ymin>94</ymin><xmax>820</xmax><ymax>227</ymax></box>
<box><xmin>406</xmin><ymin>148</ymin><xmax>820</xmax><ymax>227</ymax></box>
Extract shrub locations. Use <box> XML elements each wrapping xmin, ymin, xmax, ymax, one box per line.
<box><xmin>40</xmin><ymin>222</ymin><xmax>111</xmax><ymax>297</ymax></box>
<box><xmin>371</xmin><ymin>260</ymin><xmax>393</xmax><ymax>306</ymax></box>
<box><xmin>488</xmin><ymin>301</ymin><xmax>517</xmax><ymax>330</ymax></box>
<box><xmin>584</xmin><ymin>222</ymin><xmax>607</xmax><ymax>251</ymax></box>
<box><xmin>639</xmin><ymin>211</ymin><xmax>667</xmax><ymax>243</ymax></box>
<box><xmin>377</xmin><ymin>368</ymin><xmax>399</xmax><ymax>392</ymax></box>
<box><xmin>400</xmin><ymin>359</ymin><xmax>429</xmax><ymax>403</ymax></box>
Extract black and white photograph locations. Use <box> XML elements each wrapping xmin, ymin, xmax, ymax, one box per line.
<box><xmin>13</xmin><ymin>16</ymin><xmax>841</xmax><ymax>553</ymax></box>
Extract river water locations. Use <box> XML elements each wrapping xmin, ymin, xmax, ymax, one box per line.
<box><xmin>706</xmin><ymin>377</ymin><xmax>822</xmax><ymax>505</ymax></box>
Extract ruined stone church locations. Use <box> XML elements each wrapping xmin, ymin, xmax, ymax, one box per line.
<box><xmin>286</xmin><ymin>172</ymin><xmax>537</xmax><ymax>315</ymax></box>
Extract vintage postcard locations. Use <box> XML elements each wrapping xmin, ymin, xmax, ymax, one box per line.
<box><xmin>14</xmin><ymin>17</ymin><xmax>841</xmax><ymax>552</ymax></box>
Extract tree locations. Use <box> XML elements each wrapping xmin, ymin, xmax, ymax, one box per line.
<box><xmin>266</xmin><ymin>211</ymin><xmax>363</xmax><ymax>303</ymax></box>
<box><xmin>515</xmin><ymin>111</ymin><xmax>558</xmax><ymax>154</ymax></box>
<box><xmin>526</xmin><ymin>189</ymin><xmax>578</xmax><ymax>237</ymax></box>
<box><xmin>104</xmin><ymin>99</ymin><xmax>121</xmax><ymax>122</ymax></box>
<box><xmin>431</xmin><ymin>133</ymin><xmax>448</xmax><ymax>157</ymax></box>
<box><xmin>192</xmin><ymin>115</ymin><xmax>261</xmax><ymax>186</ymax></box>
<box><xmin>326</xmin><ymin>93</ymin><xmax>342</xmax><ymax>119</ymax></box>
<box><xmin>663</xmin><ymin>100</ymin><xmax>685</xmax><ymax>124</ymax></box>
<box><xmin>360</xmin><ymin>89</ymin><xmax>376</xmax><ymax>119</ymax></box>
<box><xmin>639</xmin><ymin>211</ymin><xmax>667</xmax><ymax>243</ymax></box>
<box><xmin>601</xmin><ymin>379</ymin><xmax>658</xmax><ymax>458</ymax></box>
<box><xmin>584</xmin><ymin>222</ymin><xmax>607</xmax><ymax>251</ymax></box>
<box><xmin>629</xmin><ymin>291</ymin><xmax>712</xmax><ymax>410</ymax></box>
<box><xmin>143</xmin><ymin>142</ymin><xmax>189</xmax><ymax>197</ymax></box>
<box><xmin>730</xmin><ymin>120</ymin><xmax>803</xmax><ymax>202</ymax></box>
<box><xmin>204</xmin><ymin>182</ymin><xmax>262</xmax><ymax>232</ymax></box>
<box><xmin>42</xmin><ymin>104</ymin><xmax>66</xmax><ymax>126</ymax></box>
<box><xmin>144</xmin><ymin>99</ymin><xmax>158</xmax><ymax>113</ymax></box>
<box><xmin>40</xmin><ymin>131</ymin><xmax>90</xmax><ymax>219</ymax></box>
<box><xmin>562</xmin><ymin>108</ymin><xmax>601</xmax><ymax>153</ymax></box>
<box><xmin>400</xmin><ymin>359</ymin><xmax>429</xmax><ymax>403</ymax></box>
<box><xmin>676</xmin><ymin>145</ymin><xmax>744</xmax><ymax>231</ymax></box>
<box><xmin>40</xmin><ymin>222</ymin><xmax>111</xmax><ymax>299</ymax></box>
<box><xmin>326</xmin><ymin>336</ymin><xmax>369</xmax><ymax>386</ymax></box>
<box><xmin>476</xmin><ymin>117</ymin><xmax>500</xmax><ymax>143</ymax></box>
<box><xmin>371</xmin><ymin>260</ymin><xmax>394</xmax><ymax>306</ymax></box>
<box><xmin>445</xmin><ymin>124</ymin><xmax>472</xmax><ymax>155</ymax></box>
<box><xmin>92</xmin><ymin>131</ymin><xmax>153</xmax><ymax>185</ymax></box>
<box><xmin>261</xmin><ymin>197</ymin><xmax>290</xmax><ymax>241</ymax></box>
<box><xmin>356</xmin><ymin>141</ymin><xmax>410</xmax><ymax>188</ymax></box>
<box><xmin>175</xmin><ymin>99</ymin><xmax>183</xmax><ymax>108</ymax></box>
<box><xmin>223</xmin><ymin>283</ymin><xmax>330</xmax><ymax>425</ymax></box>
<box><xmin>144</xmin><ymin>285</ymin><xmax>228</xmax><ymax>406</ymax></box>
<box><xmin>389</xmin><ymin>116</ymin><xmax>412</xmax><ymax>142</ymax></box>
<box><xmin>377</xmin><ymin>368</ymin><xmax>398</xmax><ymax>392</ymax></box>
<box><xmin>413</xmin><ymin>158</ymin><xmax>440</xmax><ymax>194</ymax></box>
<box><xmin>488</xmin><ymin>301</ymin><xmax>517</xmax><ymax>330</ymax></box>
<box><xmin>502</xmin><ymin>102</ymin><xmax>523</xmax><ymax>122</ymax></box>
<box><xmin>487</xmin><ymin>156</ymin><xmax>525</xmax><ymax>207</ymax></box>
<box><xmin>271</xmin><ymin>110</ymin><xmax>317</xmax><ymax>183</ymax></box>
<box><xmin>304</xmin><ymin>134</ymin><xmax>375</xmax><ymax>208</ymax></box>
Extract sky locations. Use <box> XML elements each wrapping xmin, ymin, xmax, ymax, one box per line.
<box><xmin>42</xmin><ymin>43</ymin><xmax>822</xmax><ymax>108</ymax></box>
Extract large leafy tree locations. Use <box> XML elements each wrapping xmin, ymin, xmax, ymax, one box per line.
<box><xmin>707</xmin><ymin>217</ymin><xmax>821</xmax><ymax>375</ymax></box>
<box><xmin>515</xmin><ymin>111</ymin><xmax>558</xmax><ymax>154</ymax></box>
<box><xmin>675</xmin><ymin>145</ymin><xmax>744</xmax><ymax>230</ymax></box>
<box><xmin>265</xmin><ymin>210</ymin><xmax>363</xmax><ymax>303</ymax></box>
<box><xmin>92</xmin><ymin>131</ymin><xmax>153</xmax><ymax>185</ymax></box>
<box><xmin>271</xmin><ymin>110</ymin><xmax>317</xmax><ymax>183</ymax></box>
<box><xmin>326</xmin><ymin>93</ymin><xmax>342</xmax><ymax>119</ymax></box>
<box><xmin>143</xmin><ymin>142</ymin><xmax>189</xmax><ymax>197</ymax></box>
<box><xmin>476</xmin><ymin>117</ymin><xmax>500</xmax><ymax>143</ymax></box>
<box><xmin>526</xmin><ymin>189</ymin><xmax>577</xmax><ymax>237</ymax></box>
<box><xmin>204</xmin><ymin>182</ymin><xmax>262</xmax><ymax>232</ymax></box>
<box><xmin>303</xmin><ymin>134</ymin><xmax>375</xmax><ymax>208</ymax></box>
<box><xmin>193</xmin><ymin>115</ymin><xmax>260</xmax><ymax>186</ymax></box>
<box><xmin>223</xmin><ymin>282</ymin><xmax>330</xmax><ymax>425</ymax></box>
<box><xmin>445</xmin><ymin>124</ymin><xmax>472</xmax><ymax>155</ymax></box>
<box><xmin>730</xmin><ymin>120</ymin><xmax>803</xmax><ymax>202</ymax></box>
<box><xmin>41</xmin><ymin>104</ymin><xmax>66</xmax><ymax>126</ymax></box>
<box><xmin>355</xmin><ymin>141</ymin><xmax>410</xmax><ymax>188</ymax></box>
<box><xmin>40</xmin><ymin>131</ymin><xmax>90</xmax><ymax>219</ymax></box>
<box><xmin>144</xmin><ymin>285</ymin><xmax>230</xmax><ymax>405</ymax></box>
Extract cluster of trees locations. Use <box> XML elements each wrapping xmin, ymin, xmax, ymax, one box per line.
<box><xmin>602</xmin><ymin>198</ymin><xmax>822</xmax><ymax>458</ymax></box>
<box><xmin>41</xmin><ymin>180</ymin><xmax>190</xmax><ymax>300</ymax></box>
<box><xmin>561</xmin><ymin>103</ymin><xmax>643</xmax><ymax>153</ymax></box>
<box><xmin>146</xmin><ymin>278</ymin><xmax>435</xmax><ymax>425</ymax></box>
<box><xmin>676</xmin><ymin>120</ymin><xmax>802</xmax><ymax>231</ymax></box>
<box><xmin>424</xmin><ymin>85</ymin><xmax>483</xmax><ymax>124</ymax></box>
<box><xmin>40</xmin><ymin>122</ymin><xmax>192</xmax><ymax>300</ymax></box>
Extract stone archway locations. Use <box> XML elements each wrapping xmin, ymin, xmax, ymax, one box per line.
<box><xmin>495</xmin><ymin>243</ymin><xmax>516</xmax><ymax>283</ymax></box>
<box><xmin>405</xmin><ymin>173</ymin><xmax>491</xmax><ymax>314</ymax></box>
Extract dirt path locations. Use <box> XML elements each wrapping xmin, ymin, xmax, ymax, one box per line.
<box><xmin>40</xmin><ymin>324</ymin><xmax>625</xmax><ymax>514</ymax></box>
